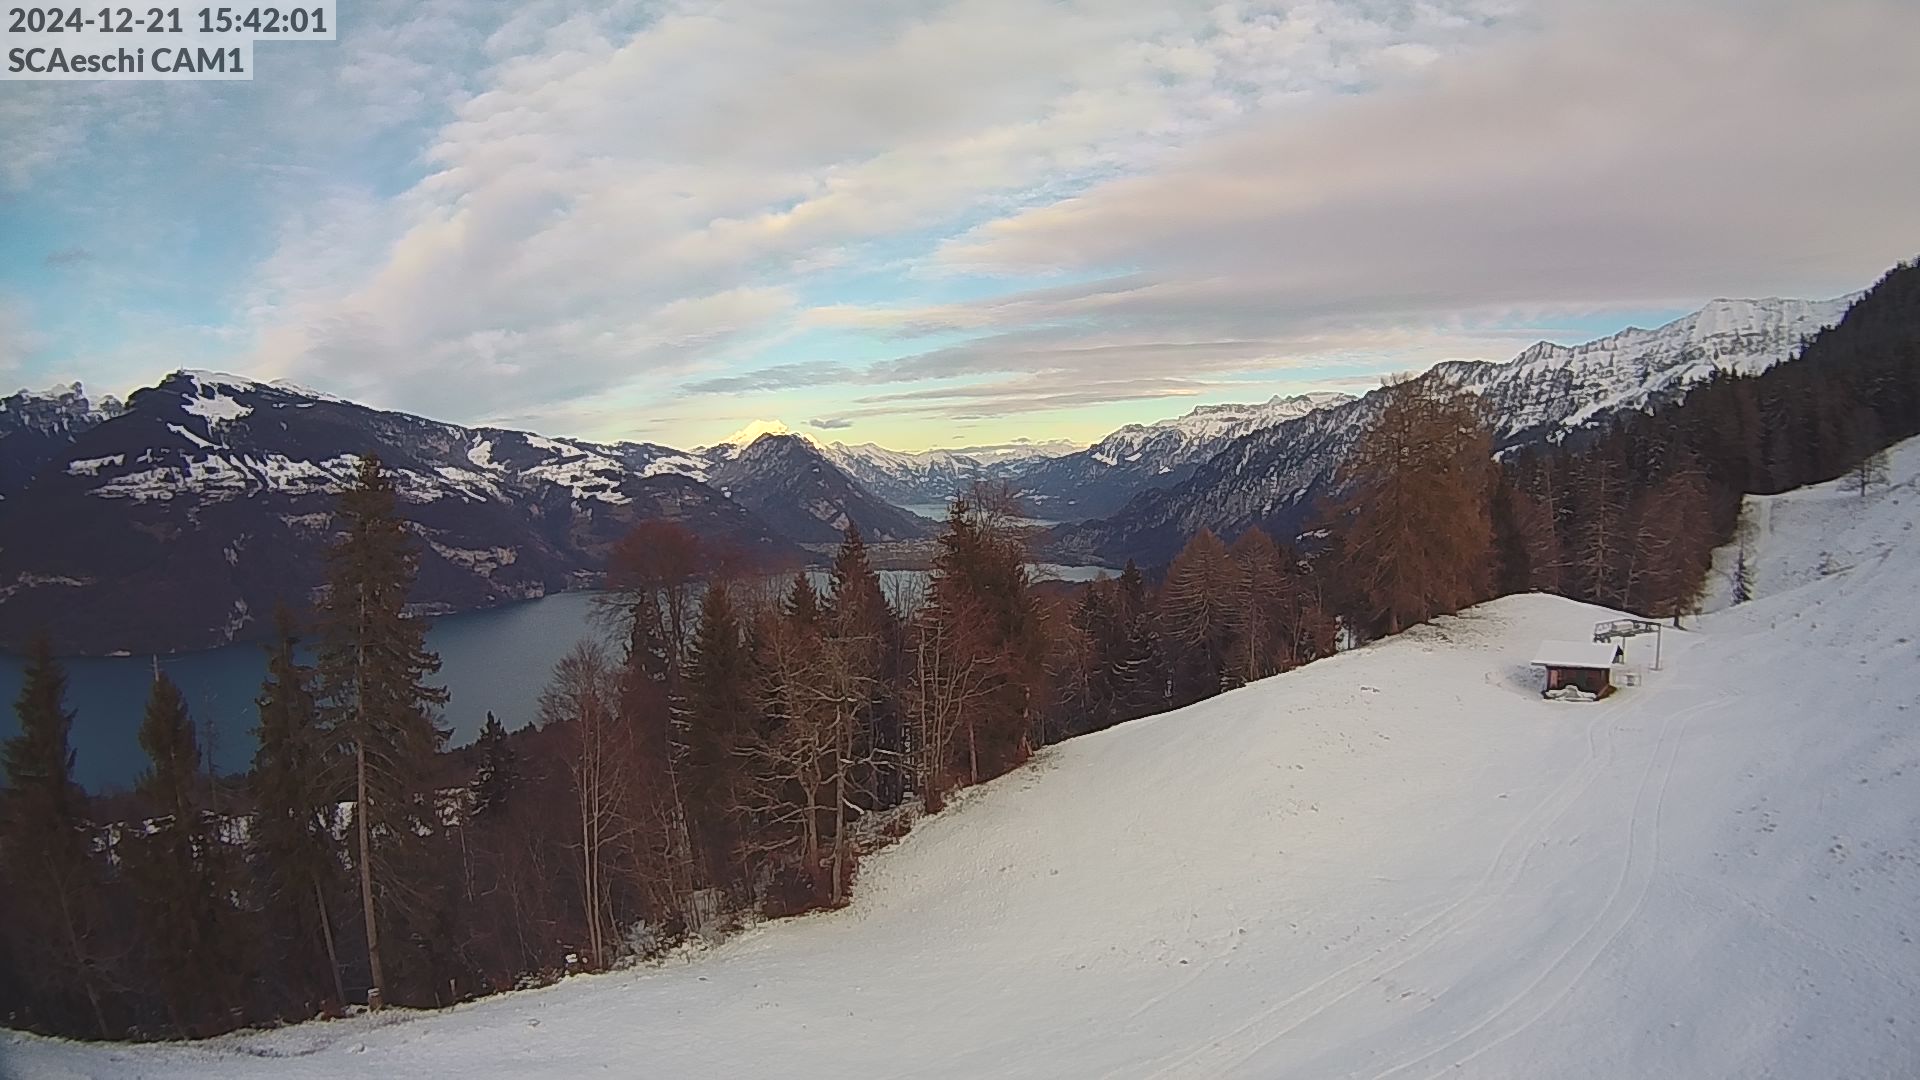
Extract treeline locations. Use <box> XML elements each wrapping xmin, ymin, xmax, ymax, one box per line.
<box><xmin>2</xmin><ymin>261</ymin><xmax>1914</xmax><ymax>1041</ymax></box>
<box><xmin>0</xmin><ymin>465</ymin><xmax>1353</xmax><ymax>1039</ymax></box>
<box><xmin>1490</xmin><ymin>261</ymin><xmax>1920</xmax><ymax>614</ymax></box>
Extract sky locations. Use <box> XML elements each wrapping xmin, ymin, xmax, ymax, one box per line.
<box><xmin>2</xmin><ymin>0</ymin><xmax>1917</xmax><ymax>453</ymax></box>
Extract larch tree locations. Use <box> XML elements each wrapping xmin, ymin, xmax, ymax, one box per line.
<box><xmin>1335</xmin><ymin>378</ymin><xmax>1495</xmax><ymax>636</ymax></box>
<box><xmin>1159</xmin><ymin>528</ymin><xmax>1237</xmax><ymax>702</ymax></box>
<box><xmin>1849</xmin><ymin>449</ymin><xmax>1890</xmax><ymax>495</ymax></box>
<box><xmin>315</xmin><ymin>454</ymin><xmax>449</xmax><ymax>1010</ymax></box>
<box><xmin>1567</xmin><ymin>446</ymin><xmax>1632</xmax><ymax>606</ymax></box>
<box><xmin>0</xmin><ymin>634</ymin><xmax>108</xmax><ymax>1035</ymax></box>
<box><xmin>1227</xmin><ymin>526</ymin><xmax>1285</xmax><ymax>685</ymax></box>
<box><xmin>250</xmin><ymin>606</ymin><xmax>347</xmax><ymax>1014</ymax></box>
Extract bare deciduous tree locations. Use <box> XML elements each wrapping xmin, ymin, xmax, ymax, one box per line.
<box><xmin>539</xmin><ymin>641</ymin><xmax>630</xmax><ymax>971</ymax></box>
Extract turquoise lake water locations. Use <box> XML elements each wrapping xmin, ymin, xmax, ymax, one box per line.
<box><xmin>0</xmin><ymin>565</ymin><xmax>1111</xmax><ymax>793</ymax></box>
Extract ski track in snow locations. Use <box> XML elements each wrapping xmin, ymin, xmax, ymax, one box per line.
<box><xmin>9</xmin><ymin>441</ymin><xmax>1920</xmax><ymax>1080</ymax></box>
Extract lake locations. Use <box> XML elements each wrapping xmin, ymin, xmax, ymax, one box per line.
<box><xmin>0</xmin><ymin>565</ymin><xmax>1113</xmax><ymax>794</ymax></box>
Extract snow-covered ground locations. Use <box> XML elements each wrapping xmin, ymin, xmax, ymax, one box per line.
<box><xmin>11</xmin><ymin>445</ymin><xmax>1920</xmax><ymax>1079</ymax></box>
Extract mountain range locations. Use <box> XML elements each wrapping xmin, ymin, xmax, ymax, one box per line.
<box><xmin>1050</xmin><ymin>294</ymin><xmax>1858</xmax><ymax>565</ymax></box>
<box><xmin>0</xmin><ymin>292</ymin><xmax>1858</xmax><ymax>653</ymax></box>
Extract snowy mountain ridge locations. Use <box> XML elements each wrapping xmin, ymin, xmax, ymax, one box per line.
<box><xmin>0</xmin><ymin>371</ymin><xmax>809</xmax><ymax>653</ymax></box>
<box><xmin>0</xmin><ymin>380</ymin><xmax>127</xmax><ymax>498</ymax></box>
<box><xmin>1056</xmin><ymin>293</ymin><xmax>1858</xmax><ymax>562</ymax></box>
<box><xmin>1430</xmin><ymin>294</ymin><xmax>1859</xmax><ymax>439</ymax></box>
<box><xmin>1141</xmin><ymin>390</ymin><xmax>1358</xmax><ymax>442</ymax></box>
<box><xmin>771</xmin><ymin>437</ymin><xmax>1073</xmax><ymax>509</ymax></box>
<box><xmin>1011</xmin><ymin>391</ymin><xmax>1360</xmax><ymax>520</ymax></box>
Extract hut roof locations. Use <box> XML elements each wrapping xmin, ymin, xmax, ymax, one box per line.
<box><xmin>1530</xmin><ymin>640</ymin><xmax>1618</xmax><ymax>670</ymax></box>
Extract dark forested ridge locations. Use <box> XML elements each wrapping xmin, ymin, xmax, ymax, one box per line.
<box><xmin>2</xmin><ymin>262</ymin><xmax>1915</xmax><ymax>1041</ymax></box>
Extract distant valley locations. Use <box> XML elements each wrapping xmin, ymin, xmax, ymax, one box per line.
<box><xmin>0</xmin><ymin>292</ymin><xmax>1854</xmax><ymax>653</ymax></box>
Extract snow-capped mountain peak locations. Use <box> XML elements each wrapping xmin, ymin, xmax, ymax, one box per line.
<box><xmin>1054</xmin><ymin>291</ymin><xmax>1864</xmax><ymax>564</ymax></box>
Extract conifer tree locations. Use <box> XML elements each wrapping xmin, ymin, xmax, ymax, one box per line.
<box><xmin>469</xmin><ymin>712</ymin><xmax>518</xmax><ymax>820</ymax></box>
<box><xmin>1160</xmin><ymin>529</ymin><xmax>1237</xmax><ymax>702</ymax></box>
<box><xmin>315</xmin><ymin>454</ymin><xmax>449</xmax><ymax>1010</ymax></box>
<box><xmin>1335</xmin><ymin>378</ymin><xmax>1495</xmax><ymax>636</ymax></box>
<box><xmin>1849</xmin><ymin>448</ymin><xmax>1890</xmax><ymax>496</ymax></box>
<box><xmin>0</xmin><ymin>634</ymin><xmax>108</xmax><ymax>1035</ymax></box>
<box><xmin>1227</xmin><ymin>527</ymin><xmax>1285</xmax><ymax>685</ymax></box>
<box><xmin>823</xmin><ymin>524</ymin><xmax>903</xmax><ymax>806</ymax></box>
<box><xmin>678</xmin><ymin>583</ymin><xmax>756</xmax><ymax>891</ymax></box>
<box><xmin>251</xmin><ymin>606</ymin><xmax>346</xmax><ymax>1012</ymax></box>
<box><xmin>783</xmin><ymin>572</ymin><xmax>822</xmax><ymax>626</ymax></box>
<box><xmin>128</xmin><ymin>673</ymin><xmax>247</xmax><ymax>1034</ymax></box>
<box><xmin>921</xmin><ymin>486</ymin><xmax>1043</xmax><ymax>781</ymax></box>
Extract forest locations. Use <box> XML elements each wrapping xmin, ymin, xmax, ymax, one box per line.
<box><xmin>1</xmin><ymin>262</ymin><xmax>1915</xmax><ymax>1041</ymax></box>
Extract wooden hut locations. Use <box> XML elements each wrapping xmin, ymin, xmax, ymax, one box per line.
<box><xmin>1530</xmin><ymin>640</ymin><xmax>1621</xmax><ymax>699</ymax></box>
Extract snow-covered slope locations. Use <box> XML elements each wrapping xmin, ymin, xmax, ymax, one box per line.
<box><xmin>19</xmin><ymin>444</ymin><xmax>1917</xmax><ymax>1078</ymax></box>
<box><xmin>1701</xmin><ymin>436</ymin><xmax>1920</xmax><ymax>613</ymax></box>
<box><xmin>1058</xmin><ymin>294</ymin><xmax>1856</xmax><ymax>563</ymax></box>
<box><xmin>817</xmin><ymin>442</ymin><xmax>996</xmax><ymax>508</ymax></box>
<box><xmin>820</xmin><ymin>439</ymin><xmax>1080</xmax><ymax>508</ymax></box>
<box><xmin>0</xmin><ymin>381</ymin><xmax>124</xmax><ymax>498</ymax></box>
<box><xmin>0</xmin><ymin>371</ymin><xmax>795</xmax><ymax>653</ymax></box>
<box><xmin>1013</xmin><ymin>392</ymin><xmax>1357</xmax><ymax>520</ymax></box>
<box><xmin>1429</xmin><ymin>295</ymin><xmax>1857</xmax><ymax>441</ymax></box>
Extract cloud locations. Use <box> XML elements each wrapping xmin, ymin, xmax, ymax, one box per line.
<box><xmin>725</xmin><ymin>0</ymin><xmax>1918</xmax><ymax>426</ymax></box>
<box><xmin>808</xmin><ymin>417</ymin><xmax>855</xmax><ymax>430</ymax></box>
<box><xmin>943</xmin><ymin>0</ymin><xmax>1920</xmax><ymax>308</ymax></box>
<box><xmin>226</xmin><ymin>0</ymin><xmax>1518</xmax><ymax>431</ymax></box>
<box><xmin>14</xmin><ymin>0</ymin><xmax>1913</xmax><ymax>448</ymax></box>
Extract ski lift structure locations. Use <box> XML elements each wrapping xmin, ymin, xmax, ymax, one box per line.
<box><xmin>1593</xmin><ymin>618</ymin><xmax>1662</xmax><ymax>672</ymax></box>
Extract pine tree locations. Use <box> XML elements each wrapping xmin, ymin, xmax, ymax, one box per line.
<box><xmin>782</xmin><ymin>572</ymin><xmax>822</xmax><ymax>626</ymax></box>
<box><xmin>0</xmin><ymin>634</ymin><xmax>108</xmax><ymax>1035</ymax></box>
<box><xmin>250</xmin><ymin>606</ymin><xmax>347</xmax><ymax>1013</ymax></box>
<box><xmin>469</xmin><ymin>712</ymin><xmax>517</xmax><ymax>820</ymax></box>
<box><xmin>315</xmin><ymin>454</ymin><xmax>449</xmax><ymax>1010</ymax></box>
<box><xmin>1731</xmin><ymin>547</ymin><xmax>1754</xmax><ymax>605</ymax></box>
<box><xmin>678</xmin><ymin>583</ymin><xmax>756</xmax><ymax>891</ymax></box>
<box><xmin>127</xmin><ymin>672</ymin><xmax>247</xmax><ymax>1034</ymax></box>
<box><xmin>822</xmin><ymin>524</ymin><xmax>903</xmax><ymax>807</ymax></box>
<box><xmin>922</xmin><ymin>486</ymin><xmax>1043</xmax><ymax>780</ymax></box>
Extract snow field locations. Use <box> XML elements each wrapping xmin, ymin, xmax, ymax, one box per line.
<box><xmin>9</xmin><ymin>441</ymin><xmax>1920</xmax><ymax>1079</ymax></box>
